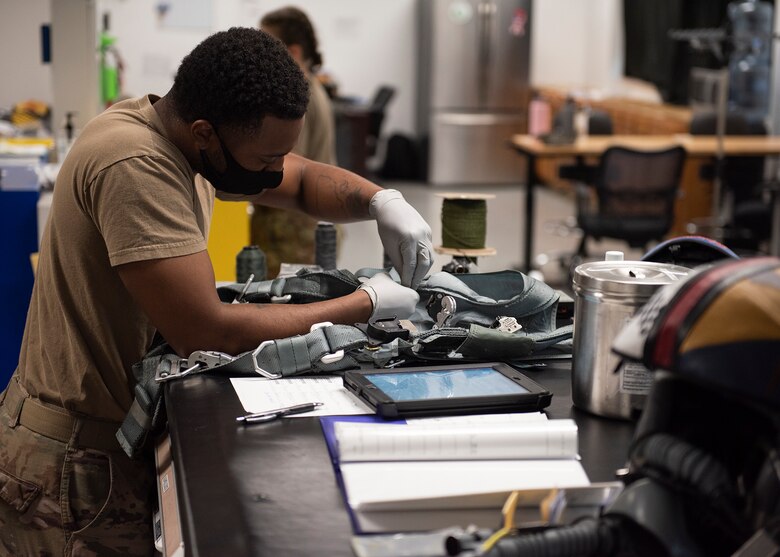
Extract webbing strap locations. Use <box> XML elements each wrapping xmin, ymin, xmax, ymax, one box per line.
<box><xmin>116</xmin><ymin>350</ymin><xmax>172</xmax><ymax>458</ymax></box>
<box><xmin>218</xmin><ymin>269</ymin><xmax>361</xmax><ymax>304</ymax></box>
<box><xmin>276</xmin><ymin>335</ymin><xmax>312</xmax><ymax>375</ymax></box>
<box><xmin>417</xmin><ymin>271</ymin><xmax>559</xmax><ymax>328</ymax></box>
<box><xmin>208</xmin><ymin>324</ymin><xmax>369</xmax><ymax>377</ymax></box>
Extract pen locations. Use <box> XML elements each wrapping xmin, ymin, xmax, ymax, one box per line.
<box><xmin>233</xmin><ymin>273</ymin><xmax>255</xmax><ymax>304</ymax></box>
<box><xmin>236</xmin><ymin>402</ymin><xmax>324</xmax><ymax>424</ymax></box>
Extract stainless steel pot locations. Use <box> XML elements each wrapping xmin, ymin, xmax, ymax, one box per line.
<box><xmin>571</xmin><ymin>259</ymin><xmax>690</xmax><ymax>420</ymax></box>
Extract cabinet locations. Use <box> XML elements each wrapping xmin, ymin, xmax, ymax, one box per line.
<box><xmin>0</xmin><ymin>190</ymin><xmax>38</xmax><ymax>388</ymax></box>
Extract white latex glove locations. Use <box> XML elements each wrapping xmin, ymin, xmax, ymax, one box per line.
<box><xmin>358</xmin><ymin>272</ymin><xmax>420</xmax><ymax>322</ymax></box>
<box><xmin>370</xmin><ymin>189</ymin><xmax>434</xmax><ymax>289</ymax></box>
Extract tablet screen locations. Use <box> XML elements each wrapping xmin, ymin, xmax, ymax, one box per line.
<box><xmin>362</xmin><ymin>367</ymin><xmax>530</xmax><ymax>401</ymax></box>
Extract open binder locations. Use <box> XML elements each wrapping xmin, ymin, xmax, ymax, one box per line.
<box><xmin>320</xmin><ymin>414</ymin><xmax>597</xmax><ymax>533</ymax></box>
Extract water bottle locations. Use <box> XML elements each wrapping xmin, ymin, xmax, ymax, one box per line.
<box><xmin>236</xmin><ymin>245</ymin><xmax>266</xmax><ymax>283</ymax></box>
<box><xmin>315</xmin><ymin>222</ymin><xmax>337</xmax><ymax>270</ymax></box>
<box><xmin>528</xmin><ymin>93</ymin><xmax>552</xmax><ymax>138</ymax></box>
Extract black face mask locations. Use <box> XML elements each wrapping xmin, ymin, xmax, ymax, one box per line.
<box><xmin>199</xmin><ymin>131</ymin><xmax>283</xmax><ymax>195</ymax></box>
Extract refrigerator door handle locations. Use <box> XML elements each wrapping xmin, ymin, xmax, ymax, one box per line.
<box><xmin>477</xmin><ymin>1</ymin><xmax>489</xmax><ymax>106</ymax></box>
<box><xmin>477</xmin><ymin>2</ymin><xmax>498</xmax><ymax>106</ymax></box>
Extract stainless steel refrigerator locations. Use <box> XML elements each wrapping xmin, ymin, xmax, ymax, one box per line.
<box><xmin>417</xmin><ymin>0</ymin><xmax>532</xmax><ymax>184</ymax></box>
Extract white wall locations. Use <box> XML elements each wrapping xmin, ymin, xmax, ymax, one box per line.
<box><xmin>0</xmin><ymin>0</ymin><xmax>52</xmax><ymax>110</ymax></box>
<box><xmin>530</xmin><ymin>0</ymin><xmax>624</xmax><ymax>94</ymax></box>
<box><xmin>99</xmin><ymin>0</ymin><xmax>418</xmax><ymax>136</ymax></box>
<box><xmin>2</xmin><ymin>0</ymin><xmax>626</xmax><ymax>137</ymax></box>
<box><xmin>101</xmin><ymin>0</ymin><xmax>624</xmax><ymax>136</ymax></box>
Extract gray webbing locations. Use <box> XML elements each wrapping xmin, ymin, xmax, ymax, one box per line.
<box><xmin>208</xmin><ymin>324</ymin><xmax>369</xmax><ymax>376</ymax></box>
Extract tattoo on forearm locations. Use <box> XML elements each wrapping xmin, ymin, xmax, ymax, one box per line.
<box><xmin>315</xmin><ymin>174</ymin><xmax>369</xmax><ymax>217</ymax></box>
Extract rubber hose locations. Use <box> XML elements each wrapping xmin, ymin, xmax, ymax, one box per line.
<box><xmin>484</xmin><ymin>518</ymin><xmax>616</xmax><ymax>557</ymax></box>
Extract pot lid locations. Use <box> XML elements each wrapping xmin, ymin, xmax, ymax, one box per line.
<box><xmin>573</xmin><ymin>260</ymin><xmax>691</xmax><ymax>296</ymax></box>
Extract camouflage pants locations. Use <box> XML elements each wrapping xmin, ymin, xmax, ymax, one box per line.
<box><xmin>251</xmin><ymin>205</ymin><xmax>318</xmax><ymax>278</ymax></box>
<box><xmin>0</xmin><ymin>394</ymin><xmax>155</xmax><ymax>557</ymax></box>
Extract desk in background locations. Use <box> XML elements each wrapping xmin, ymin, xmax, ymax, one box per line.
<box><xmin>163</xmin><ymin>363</ymin><xmax>635</xmax><ymax>557</ymax></box>
<box><xmin>509</xmin><ymin>134</ymin><xmax>780</xmax><ymax>273</ymax></box>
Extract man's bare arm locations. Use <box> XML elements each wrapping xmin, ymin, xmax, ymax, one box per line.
<box><xmin>258</xmin><ymin>153</ymin><xmax>382</xmax><ymax>221</ymax></box>
<box><xmin>116</xmin><ymin>249</ymin><xmax>373</xmax><ymax>357</ymax></box>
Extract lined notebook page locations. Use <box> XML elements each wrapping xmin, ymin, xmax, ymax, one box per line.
<box><xmin>334</xmin><ymin>419</ymin><xmax>578</xmax><ymax>462</ymax></box>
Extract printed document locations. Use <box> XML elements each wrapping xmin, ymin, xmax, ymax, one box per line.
<box><xmin>230</xmin><ymin>376</ymin><xmax>373</xmax><ymax>417</ymax></box>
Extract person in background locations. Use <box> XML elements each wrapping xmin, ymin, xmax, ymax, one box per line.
<box><xmin>0</xmin><ymin>27</ymin><xmax>432</xmax><ymax>556</ymax></box>
<box><xmin>254</xmin><ymin>6</ymin><xmax>336</xmax><ymax>276</ymax></box>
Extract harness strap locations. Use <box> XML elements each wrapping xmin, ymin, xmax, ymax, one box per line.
<box><xmin>209</xmin><ymin>324</ymin><xmax>369</xmax><ymax>377</ymax></box>
<box><xmin>116</xmin><ymin>349</ymin><xmax>172</xmax><ymax>458</ymax></box>
<box><xmin>218</xmin><ymin>269</ymin><xmax>361</xmax><ymax>304</ymax></box>
<box><xmin>418</xmin><ymin>271</ymin><xmax>560</xmax><ymax>330</ymax></box>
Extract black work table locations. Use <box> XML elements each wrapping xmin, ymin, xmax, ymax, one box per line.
<box><xmin>165</xmin><ymin>363</ymin><xmax>636</xmax><ymax>557</ymax></box>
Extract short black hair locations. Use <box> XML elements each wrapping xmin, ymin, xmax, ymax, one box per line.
<box><xmin>170</xmin><ymin>27</ymin><xmax>308</xmax><ymax>133</ymax></box>
<box><xmin>261</xmin><ymin>6</ymin><xmax>323</xmax><ymax>72</ymax></box>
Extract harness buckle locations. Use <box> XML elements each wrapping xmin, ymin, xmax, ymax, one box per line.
<box><xmin>271</xmin><ymin>294</ymin><xmax>292</xmax><ymax>303</ymax></box>
<box><xmin>251</xmin><ymin>341</ymin><xmax>283</xmax><ymax>379</ymax></box>
<box><xmin>310</xmin><ymin>322</ymin><xmax>345</xmax><ymax>364</ymax></box>
<box><xmin>155</xmin><ymin>359</ymin><xmax>200</xmax><ymax>383</ymax></box>
<box><xmin>154</xmin><ymin>350</ymin><xmax>237</xmax><ymax>383</ymax></box>
<box><xmin>493</xmin><ymin>316</ymin><xmax>522</xmax><ymax>334</ymax></box>
<box><xmin>356</xmin><ymin>316</ymin><xmax>411</xmax><ymax>344</ymax></box>
<box><xmin>427</xmin><ymin>294</ymin><xmax>457</xmax><ymax>328</ymax></box>
<box><xmin>188</xmin><ymin>350</ymin><xmax>236</xmax><ymax>369</ymax></box>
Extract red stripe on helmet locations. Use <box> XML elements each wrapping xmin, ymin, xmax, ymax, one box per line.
<box><xmin>652</xmin><ymin>260</ymin><xmax>747</xmax><ymax>370</ymax></box>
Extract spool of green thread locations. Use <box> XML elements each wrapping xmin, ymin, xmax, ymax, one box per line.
<box><xmin>441</xmin><ymin>198</ymin><xmax>488</xmax><ymax>250</ymax></box>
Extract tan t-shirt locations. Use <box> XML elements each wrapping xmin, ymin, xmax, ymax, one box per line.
<box><xmin>17</xmin><ymin>95</ymin><xmax>214</xmax><ymax>422</ymax></box>
<box><xmin>295</xmin><ymin>74</ymin><xmax>336</xmax><ymax>165</ymax></box>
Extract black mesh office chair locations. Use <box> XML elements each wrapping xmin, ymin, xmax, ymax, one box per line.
<box><xmin>534</xmin><ymin>111</ymin><xmax>616</xmax><ymax>283</ymax></box>
<box><xmin>366</xmin><ymin>86</ymin><xmax>395</xmax><ymax>158</ymax></box>
<box><xmin>689</xmin><ymin>110</ymin><xmax>772</xmax><ymax>251</ymax></box>
<box><xmin>575</xmin><ymin>145</ymin><xmax>687</xmax><ymax>258</ymax></box>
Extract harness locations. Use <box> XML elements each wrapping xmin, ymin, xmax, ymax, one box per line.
<box><xmin>117</xmin><ymin>269</ymin><xmax>574</xmax><ymax>458</ymax></box>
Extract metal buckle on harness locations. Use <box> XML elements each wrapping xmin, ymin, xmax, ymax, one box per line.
<box><xmin>426</xmin><ymin>294</ymin><xmax>457</xmax><ymax>328</ymax></box>
<box><xmin>271</xmin><ymin>294</ymin><xmax>292</xmax><ymax>303</ymax></box>
<box><xmin>155</xmin><ymin>350</ymin><xmax>236</xmax><ymax>383</ymax></box>
<box><xmin>155</xmin><ymin>360</ymin><xmax>198</xmax><ymax>383</ymax></box>
<box><xmin>251</xmin><ymin>340</ymin><xmax>283</xmax><ymax>379</ymax></box>
<box><xmin>310</xmin><ymin>321</ymin><xmax>345</xmax><ymax>364</ymax></box>
<box><xmin>356</xmin><ymin>316</ymin><xmax>411</xmax><ymax>345</ymax></box>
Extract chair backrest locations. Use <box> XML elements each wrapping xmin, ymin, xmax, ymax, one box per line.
<box><xmin>595</xmin><ymin>146</ymin><xmax>687</xmax><ymax>228</ymax></box>
<box><xmin>689</xmin><ymin>110</ymin><xmax>766</xmax><ymax>203</ymax></box>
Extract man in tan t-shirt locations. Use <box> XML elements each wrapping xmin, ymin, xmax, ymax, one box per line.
<box><xmin>0</xmin><ymin>28</ymin><xmax>432</xmax><ymax>556</ymax></box>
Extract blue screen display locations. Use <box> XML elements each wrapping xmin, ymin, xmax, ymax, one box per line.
<box><xmin>364</xmin><ymin>367</ymin><xmax>529</xmax><ymax>401</ymax></box>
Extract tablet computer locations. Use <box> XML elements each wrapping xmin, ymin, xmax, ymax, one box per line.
<box><xmin>342</xmin><ymin>363</ymin><xmax>552</xmax><ymax>419</ymax></box>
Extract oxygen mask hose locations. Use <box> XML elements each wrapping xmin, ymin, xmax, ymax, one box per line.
<box><xmin>479</xmin><ymin>518</ymin><xmax>620</xmax><ymax>557</ymax></box>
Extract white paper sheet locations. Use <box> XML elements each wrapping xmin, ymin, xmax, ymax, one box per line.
<box><xmin>230</xmin><ymin>376</ymin><xmax>373</xmax><ymax>417</ymax></box>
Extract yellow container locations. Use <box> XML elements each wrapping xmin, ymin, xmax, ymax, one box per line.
<box><xmin>207</xmin><ymin>199</ymin><xmax>250</xmax><ymax>282</ymax></box>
